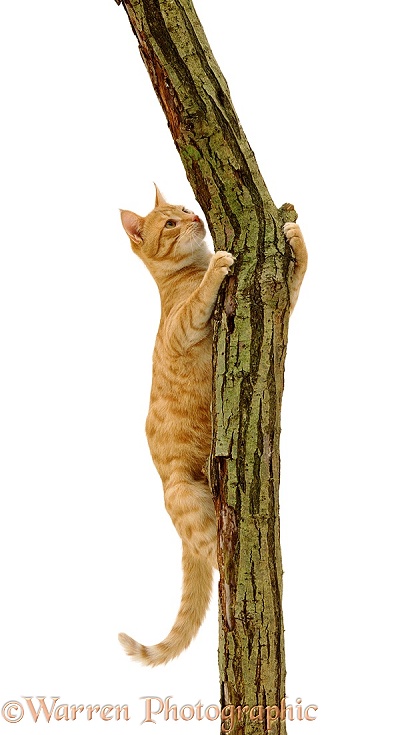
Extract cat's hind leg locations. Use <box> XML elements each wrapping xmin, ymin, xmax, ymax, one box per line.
<box><xmin>164</xmin><ymin>477</ymin><xmax>217</xmax><ymax>566</ymax></box>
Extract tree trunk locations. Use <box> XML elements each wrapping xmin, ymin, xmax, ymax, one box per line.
<box><xmin>115</xmin><ymin>1</ymin><xmax>297</xmax><ymax>732</ymax></box>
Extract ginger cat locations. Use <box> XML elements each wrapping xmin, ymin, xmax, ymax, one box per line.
<box><xmin>119</xmin><ymin>186</ymin><xmax>307</xmax><ymax>666</ymax></box>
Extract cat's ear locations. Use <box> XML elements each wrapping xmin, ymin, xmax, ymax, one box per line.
<box><xmin>154</xmin><ymin>183</ymin><xmax>167</xmax><ymax>208</ymax></box>
<box><xmin>120</xmin><ymin>210</ymin><xmax>144</xmax><ymax>250</ymax></box>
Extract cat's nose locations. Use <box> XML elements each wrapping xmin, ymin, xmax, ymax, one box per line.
<box><xmin>192</xmin><ymin>214</ymin><xmax>201</xmax><ymax>223</ymax></box>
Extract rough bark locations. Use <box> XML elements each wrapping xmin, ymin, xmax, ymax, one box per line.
<box><xmin>115</xmin><ymin>2</ymin><xmax>297</xmax><ymax>732</ymax></box>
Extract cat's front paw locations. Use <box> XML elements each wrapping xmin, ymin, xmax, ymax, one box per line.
<box><xmin>209</xmin><ymin>251</ymin><xmax>235</xmax><ymax>278</ymax></box>
<box><xmin>283</xmin><ymin>223</ymin><xmax>307</xmax><ymax>263</ymax></box>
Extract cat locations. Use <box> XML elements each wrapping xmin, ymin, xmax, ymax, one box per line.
<box><xmin>118</xmin><ymin>186</ymin><xmax>307</xmax><ymax>666</ymax></box>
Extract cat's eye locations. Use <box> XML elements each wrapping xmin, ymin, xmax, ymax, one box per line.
<box><xmin>165</xmin><ymin>219</ymin><xmax>177</xmax><ymax>228</ymax></box>
<box><xmin>182</xmin><ymin>207</ymin><xmax>191</xmax><ymax>214</ymax></box>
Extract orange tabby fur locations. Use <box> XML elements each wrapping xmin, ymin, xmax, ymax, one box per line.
<box><xmin>119</xmin><ymin>186</ymin><xmax>307</xmax><ymax>666</ymax></box>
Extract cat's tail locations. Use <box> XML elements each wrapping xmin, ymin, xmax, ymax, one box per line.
<box><xmin>118</xmin><ymin>546</ymin><xmax>213</xmax><ymax>666</ymax></box>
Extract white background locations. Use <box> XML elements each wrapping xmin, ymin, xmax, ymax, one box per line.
<box><xmin>0</xmin><ymin>1</ymin><xmax>417</xmax><ymax>733</ymax></box>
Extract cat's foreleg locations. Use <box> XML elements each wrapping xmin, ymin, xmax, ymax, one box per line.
<box><xmin>283</xmin><ymin>223</ymin><xmax>308</xmax><ymax>313</ymax></box>
<box><xmin>165</xmin><ymin>251</ymin><xmax>234</xmax><ymax>351</ymax></box>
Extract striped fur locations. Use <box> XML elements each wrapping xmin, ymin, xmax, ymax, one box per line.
<box><xmin>119</xmin><ymin>187</ymin><xmax>307</xmax><ymax>666</ymax></box>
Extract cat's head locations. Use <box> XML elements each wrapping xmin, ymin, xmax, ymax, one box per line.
<box><xmin>120</xmin><ymin>186</ymin><xmax>207</xmax><ymax>278</ymax></box>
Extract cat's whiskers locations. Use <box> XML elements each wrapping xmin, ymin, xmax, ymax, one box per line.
<box><xmin>174</xmin><ymin>224</ymin><xmax>201</xmax><ymax>262</ymax></box>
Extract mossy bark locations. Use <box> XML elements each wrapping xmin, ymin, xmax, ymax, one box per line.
<box><xmin>115</xmin><ymin>1</ymin><xmax>297</xmax><ymax>732</ymax></box>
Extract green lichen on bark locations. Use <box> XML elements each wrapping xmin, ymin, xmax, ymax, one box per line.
<box><xmin>116</xmin><ymin>1</ymin><xmax>297</xmax><ymax>732</ymax></box>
